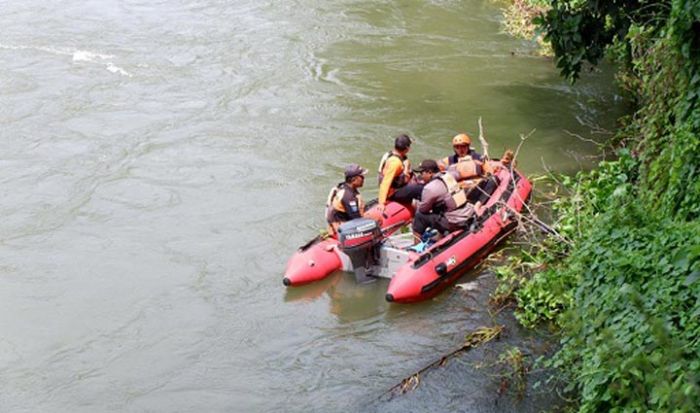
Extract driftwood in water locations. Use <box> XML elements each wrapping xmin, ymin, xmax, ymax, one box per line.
<box><xmin>381</xmin><ymin>325</ymin><xmax>504</xmax><ymax>397</ymax></box>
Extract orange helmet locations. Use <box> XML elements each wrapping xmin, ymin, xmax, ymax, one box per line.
<box><xmin>452</xmin><ymin>133</ymin><xmax>471</xmax><ymax>146</ymax></box>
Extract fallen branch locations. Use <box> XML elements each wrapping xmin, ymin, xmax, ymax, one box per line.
<box><xmin>381</xmin><ymin>325</ymin><xmax>504</xmax><ymax>398</ymax></box>
<box><xmin>506</xmin><ymin>130</ymin><xmax>573</xmax><ymax>245</ymax></box>
<box><xmin>500</xmin><ymin>199</ymin><xmax>572</xmax><ymax>246</ymax></box>
<box><xmin>563</xmin><ymin>128</ymin><xmax>605</xmax><ymax>147</ymax></box>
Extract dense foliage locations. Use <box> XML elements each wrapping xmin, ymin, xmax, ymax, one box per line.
<box><xmin>536</xmin><ymin>0</ymin><xmax>673</xmax><ymax>81</ymax></box>
<box><xmin>514</xmin><ymin>153</ymin><xmax>700</xmax><ymax>411</ymax></box>
<box><xmin>502</xmin><ymin>0</ymin><xmax>700</xmax><ymax>411</ymax></box>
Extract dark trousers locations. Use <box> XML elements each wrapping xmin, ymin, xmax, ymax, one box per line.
<box><xmin>389</xmin><ymin>183</ymin><xmax>423</xmax><ymax>205</ymax></box>
<box><xmin>412</xmin><ymin>210</ymin><xmax>450</xmax><ymax>235</ymax></box>
<box><xmin>467</xmin><ymin>176</ymin><xmax>499</xmax><ymax>204</ymax></box>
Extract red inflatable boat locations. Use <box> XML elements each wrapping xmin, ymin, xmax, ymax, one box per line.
<box><xmin>385</xmin><ymin>167</ymin><xmax>531</xmax><ymax>303</ymax></box>
<box><xmin>283</xmin><ymin>166</ymin><xmax>531</xmax><ymax>303</ymax></box>
<box><xmin>282</xmin><ymin>201</ymin><xmax>413</xmax><ymax>286</ymax></box>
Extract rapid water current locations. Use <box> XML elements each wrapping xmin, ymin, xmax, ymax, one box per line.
<box><xmin>0</xmin><ymin>1</ymin><xmax>627</xmax><ymax>411</ymax></box>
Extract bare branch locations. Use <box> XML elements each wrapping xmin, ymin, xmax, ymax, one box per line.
<box><xmin>563</xmin><ymin>129</ymin><xmax>604</xmax><ymax>145</ymax></box>
<box><xmin>478</xmin><ymin>116</ymin><xmax>490</xmax><ymax>159</ymax></box>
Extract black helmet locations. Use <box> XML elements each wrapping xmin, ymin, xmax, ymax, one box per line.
<box><xmin>394</xmin><ymin>134</ymin><xmax>412</xmax><ymax>151</ymax></box>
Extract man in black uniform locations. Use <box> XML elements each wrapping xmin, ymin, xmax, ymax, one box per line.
<box><xmin>326</xmin><ymin>164</ymin><xmax>368</xmax><ymax>234</ymax></box>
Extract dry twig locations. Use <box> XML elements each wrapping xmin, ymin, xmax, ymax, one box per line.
<box><xmin>478</xmin><ymin>116</ymin><xmax>490</xmax><ymax>159</ymax></box>
<box><xmin>381</xmin><ymin>325</ymin><xmax>504</xmax><ymax>398</ymax></box>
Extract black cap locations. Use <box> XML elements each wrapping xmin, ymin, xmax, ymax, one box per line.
<box><xmin>414</xmin><ymin>159</ymin><xmax>439</xmax><ymax>173</ymax></box>
<box><xmin>344</xmin><ymin>163</ymin><xmax>368</xmax><ymax>179</ymax></box>
<box><xmin>394</xmin><ymin>134</ymin><xmax>412</xmax><ymax>151</ymax></box>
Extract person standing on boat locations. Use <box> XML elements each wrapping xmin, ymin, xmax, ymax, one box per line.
<box><xmin>326</xmin><ymin>163</ymin><xmax>368</xmax><ymax>235</ymax></box>
<box><xmin>411</xmin><ymin>159</ymin><xmax>481</xmax><ymax>237</ymax></box>
<box><xmin>377</xmin><ymin>134</ymin><xmax>423</xmax><ymax>212</ymax></box>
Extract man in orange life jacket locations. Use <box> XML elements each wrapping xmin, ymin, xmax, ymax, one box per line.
<box><xmin>438</xmin><ymin>132</ymin><xmax>492</xmax><ymax>204</ymax></box>
<box><xmin>411</xmin><ymin>159</ymin><xmax>481</xmax><ymax>237</ymax></box>
<box><xmin>377</xmin><ymin>134</ymin><xmax>423</xmax><ymax>212</ymax></box>
<box><xmin>437</xmin><ymin>133</ymin><xmax>483</xmax><ymax>171</ymax></box>
<box><xmin>326</xmin><ymin>163</ymin><xmax>367</xmax><ymax>234</ymax></box>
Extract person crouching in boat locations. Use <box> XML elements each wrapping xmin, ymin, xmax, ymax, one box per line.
<box><xmin>411</xmin><ymin>159</ymin><xmax>481</xmax><ymax>238</ymax></box>
<box><xmin>377</xmin><ymin>134</ymin><xmax>423</xmax><ymax>213</ymax></box>
<box><xmin>326</xmin><ymin>163</ymin><xmax>368</xmax><ymax>235</ymax></box>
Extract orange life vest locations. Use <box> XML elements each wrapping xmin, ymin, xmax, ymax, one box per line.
<box><xmin>448</xmin><ymin>158</ymin><xmax>483</xmax><ymax>180</ymax></box>
<box><xmin>325</xmin><ymin>183</ymin><xmax>365</xmax><ymax>224</ymax></box>
<box><xmin>438</xmin><ymin>152</ymin><xmax>481</xmax><ymax>171</ymax></box>
<box><xmin>377</xmin><ymin>152</ymin><xmax>411</xmax><ymax>188</ymax></box>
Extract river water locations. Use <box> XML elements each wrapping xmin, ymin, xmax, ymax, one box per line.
<box><xmin>0</xmin><ymin>1</ymin><xmax>626</xmax><ymax>412</ymax></box>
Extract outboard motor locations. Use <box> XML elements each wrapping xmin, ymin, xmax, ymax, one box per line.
<box><xmin>338</xmin><ymin>218</ymin><xmax>382</xmax><ymax>283</ymax></box>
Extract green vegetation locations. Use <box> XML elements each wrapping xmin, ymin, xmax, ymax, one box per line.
<box><xmin>496</xmin><ymin>0</ymin><xmax>700</xmax><ymax>411</ymax></box>
<box><xmin>501</xmin><ymin>0</ymin><xmax>552</xmax><ymax>55</ymax></box>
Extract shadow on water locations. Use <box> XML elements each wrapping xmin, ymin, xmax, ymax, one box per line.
<box><xmin>283</xmin><ymin>266</ymin><xmax>450</xmax><ymax>324</ymax></box>
<box><xmin>285</xmin><ymin>270</ymin><xmax>396</xmax><ymax>324</ymax></box>
<box><xmin>325</xmin><ymin>275</ymin><xmax>391</xmax><ymax>324</ymax></box>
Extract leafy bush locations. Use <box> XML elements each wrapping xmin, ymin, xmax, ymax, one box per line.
<box><xmin>549</xmin><ymin>202</ymin><xmax>700</xmax><ymax>411</ymax></box>
<box><xmin>506</xmin><ymin>150</ymin><xmax>639</xmax><ymax>328</ymax></box>
<box><xmin>502</xmin><ymin>0</ymin><xmax>700</xmax><ymax>411</ymax></box>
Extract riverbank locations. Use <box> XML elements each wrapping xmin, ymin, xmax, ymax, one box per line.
<box><xmin>498</xmin><ymin>1</ymin><xmax>700</xmax><ymax>411</ymax></box>
<box><xmin>500</xmin><ymin>0</ymin><xmax>551</xmax><ymax>55</ymax></box>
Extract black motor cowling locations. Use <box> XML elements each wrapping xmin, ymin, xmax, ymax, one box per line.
<box><xmin>338</xmin><ymin>218</ymin><xmax>381</xmax><ymax>251</ymax></box>
<box><xmin>338</xmin><ymin>218</ymin><xmax>382</xmax><ymax>283</ymax></box>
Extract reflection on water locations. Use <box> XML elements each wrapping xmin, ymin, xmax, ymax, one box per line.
<box><xmin>284</xmin><ymin>271</ymin><xmax>344</xmax><ymax>304</ymax></box>
<box><xmin>285</xmin><ymin>272</ymin><xmax>389</xmax><ymax>324</ymax></box>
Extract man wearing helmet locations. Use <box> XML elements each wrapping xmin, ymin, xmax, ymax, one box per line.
<box><xmin>438</xmin><ymin>133</ymin><xmax>482</xmax><ymax>171</ymax></box>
